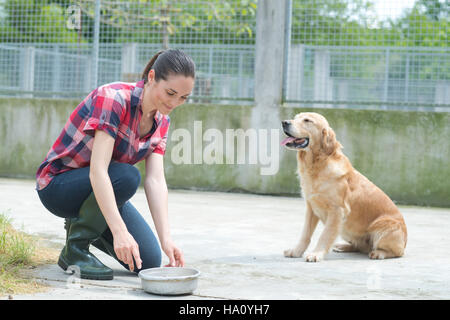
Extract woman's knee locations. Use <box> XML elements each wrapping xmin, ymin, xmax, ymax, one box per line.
<box><xmin>135</xmin><ymin>235</ymin><xmax>162</xmax><ymax>271</ymax></box>
<box><xmin>108</xmin><ymin>163</ymin><xmax>141</xmax><ymax>202</ymax></box>
<box><xmin>140</xmin><ymin>249</ymin><xmax>162</xmax><ymax>271</ymax></box>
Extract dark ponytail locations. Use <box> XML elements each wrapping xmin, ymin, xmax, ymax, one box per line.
<box><xmin>141</xmin><ymin>49</ymin><xmax>195</xmax><ymax>84</ymax></box>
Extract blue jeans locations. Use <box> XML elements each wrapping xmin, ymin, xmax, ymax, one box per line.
<box><xmin>37</xmin><ymin>162</ymin><xmax>161</xmax><ymax>272</ymax></box>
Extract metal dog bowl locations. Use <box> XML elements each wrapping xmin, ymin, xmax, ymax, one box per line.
<box><xmin>138</xmin><ymin>267</ymin><xmax>200</xmax><ymax>296</ymax></box>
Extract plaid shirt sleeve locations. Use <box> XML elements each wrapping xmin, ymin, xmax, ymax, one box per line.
<box><xmin>82</xmin><ymin>86</ymin><xmax>126</xmax><ymax>139</ymax></box>
<box><xmin>152</xmin><ymin>116</ymin><xmax>170</xmax><ymax>156</ymax></box>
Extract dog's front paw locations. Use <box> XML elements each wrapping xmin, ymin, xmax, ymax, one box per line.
<box><xmin>284</xmin><ymin>248</ymin><xmax>304</xmax><ymax>258</ymax></box>
<box><xmin>369</xmin><ymin>250</ymin><xmax>386</xmax><ymax>260</ymax></box>
<box><xmin>305</xmin><ymin>252</ymin><xmax>325</xmax><ymax>262</ymax></box>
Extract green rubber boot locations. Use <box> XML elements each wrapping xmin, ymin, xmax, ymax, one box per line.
<box><xmin>58</xmin><ymin>193</ymin><xmax>114</xmax><ymax>280</ymax></box>
<box><xmin>92</xmin><ymin>236</ymin><xmax>118</xmax><ymax>260</ymax></box>
<box><xmin>64</xmin><ymin>219</ymin><xmax>117</xmax><ymax>261</ymax></box>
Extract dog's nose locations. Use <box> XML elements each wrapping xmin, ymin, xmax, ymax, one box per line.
<box><xmin>282</xmin><ymin>120</ymin><xmax>290</xmax><ymax>129</ymax></box>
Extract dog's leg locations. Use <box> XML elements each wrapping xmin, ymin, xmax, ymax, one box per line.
<box><xmin>284</xmin><ymin>202</ymin><xmax>318</xmax><ymax>258</ymax></box>
<box><xmin>369</xmin><ymin>225</ymin><xmax>406</xmax><ymax>260</ymax></box>
<box><xmin>305</xmin><ymin>208</ymin><xmax>344</xmax><ymax>262</ymax></box>
<box><xmin>367</xmin><ymin>216</ymin><xmax>406</xmax><ymax>260</ymax></box>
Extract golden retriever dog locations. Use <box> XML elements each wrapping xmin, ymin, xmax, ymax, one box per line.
<box><xmin>282</xmin><ymin>112</ymin><xmax>407</xmax><ymax>262</ymax></box>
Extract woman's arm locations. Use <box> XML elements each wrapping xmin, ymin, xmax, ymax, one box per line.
<box><xmin>144</xmin><ymin>152</ymin><xmax>185</xmax><ymax>267</ymax></box>
<box><xmin>90</xmin><ymin>130</ymin><xmax>142</xmax><ymax>271</ymax></box>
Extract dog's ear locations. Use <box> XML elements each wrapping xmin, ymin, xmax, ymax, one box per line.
<box><xmin>321</xmin><ymin>127</ymin><xmax>338</xmax><ymax>155</ymax></box>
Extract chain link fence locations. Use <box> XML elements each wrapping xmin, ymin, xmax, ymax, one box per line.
<box><xmin>285</xmin><ymin>0</ymin><xmax>450</xmax><ymax>109</ymax></box>
<box><xmin>0</xmin><ymin>0</ymin><xmax>257</xmax><ymax>103</ymax></box>
<box><xmin>0</xmin><ymin>0</ymin><xmax>448</xmax><ymax>109</ymax></box>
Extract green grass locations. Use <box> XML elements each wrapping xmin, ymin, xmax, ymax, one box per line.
<box><xmin>0</xmin><ymin>212</ymin><xmax>58</xmax><ymax>297</ymax></box>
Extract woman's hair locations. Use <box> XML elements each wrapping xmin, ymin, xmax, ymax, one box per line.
<box><xmin>141</xmin><ymin>49</ymin><xmax>195</xmax><ymax>83</ymax></box>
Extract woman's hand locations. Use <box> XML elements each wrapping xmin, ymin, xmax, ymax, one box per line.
<box><xmin>162</xmin><ymin>239</ymin><xmax>185</xmax><ymax>267</ymax></box>
<box><xmin>113</xmin><ymin>230</ymin><xmax>142</xmax><ymax>272</ymax></box>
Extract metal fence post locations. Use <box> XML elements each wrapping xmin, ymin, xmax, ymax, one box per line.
<box><xmin>282</xmin><ymin>0</ymin><xmax>292</xmax><ymax>102</ymax></box>
<box><xmin>238</xmin><ymin>52</ymin><xmax>243</xmax><ymax>98</ymax></box>
<box><xmin>52</xmin><ymin>44</ymin><xmax>61</xmax><ymax>97</ymax></box>
<box><xmin>404</xmin><ymin>53</ymin><xmax>409</xmax><ymax>102</ymax></box>
<box><xmin>91</xmin><ymin>0</ymin><xmax>101</xmax><ymax>90</ymax></box>
<box><xmin>208</xmin><ymin>46</ymin><xmax>213</xmax><ymax>78</ymax></box>
<box><xmin>384</xmin><ymin>48</ymin><xmax>390</xmax><ymax>106</ymax></box>
<box><xmin>22</xmin><ymin>46</ymin><xmax>35</xmax><ymax>98</ymax></box>
<box><xmin>85</xmin><ymin>56</ymin><xmax>92</xmax><ymax>93</ymax></box>
<box><xmin>314</xmin><ymin>49</ymin><xmax>331</xmax><ymax>108</ymax></box>
<box><xmin>121</xmin><ymin>43</ymin><xmax>138</xmax><ymax>82</ymax></box>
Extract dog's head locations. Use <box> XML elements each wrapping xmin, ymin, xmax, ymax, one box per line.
<box><xmin>281</xmin><ymin>112</ymin><xmax>340</xmax><ymax>156</ymax></box>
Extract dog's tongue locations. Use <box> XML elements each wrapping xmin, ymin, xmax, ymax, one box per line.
<box><xmin>281</xmin><ymin>137</ymin><xmax>295</xmax><ymax>146</ymax></box>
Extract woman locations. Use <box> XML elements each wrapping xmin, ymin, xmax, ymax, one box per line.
<box><xmin>36</xmin><ymin>49</ymin><xmax>195</xmax><ymax>280</ymax></box>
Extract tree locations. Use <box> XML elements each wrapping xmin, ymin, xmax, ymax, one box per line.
<box><xmin>416</xmin><ymin>0</ymin><xmax>449</xmax><ymax>21</ymax></box>
<box><xmin>291</xmin><ymin>0</ymin><xmax>378</xmax><ymax>46</ymax></box>
<box><xmin>392</xmin><ymin>0</ymin><xmax>449</xmax><ymax>47</ymax></box>
<box><xmin>0</xmin><ymin>0</ymin><xmax>81</xmax><ymax>43</ymax></box>
<box><xmin>0</xmin><ymin>0</ymin><xmax>258</xmax><ymax>45</ymax></box>
<box><xmin>72</xmin><ymin>0</ymin><xmax>258</xmax><ymax>46</ymax></box>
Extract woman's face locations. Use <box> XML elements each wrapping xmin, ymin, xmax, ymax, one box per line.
<box><xmin>145</xmin><ymin>70</ymin><xmax>195</xmax><ymax>115</ymax></box>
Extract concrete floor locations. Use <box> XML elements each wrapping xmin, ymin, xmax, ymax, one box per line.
<box><xmin>0</xmin><ymin>178</ymin><xmax>449</xmax><ymax>300</ymax></box>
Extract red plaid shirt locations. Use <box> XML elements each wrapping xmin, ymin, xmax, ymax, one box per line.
<box><xmin>36</xmin><ymin>80</ymin><xmax>170</xmax><ymax>191</ymax></box>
